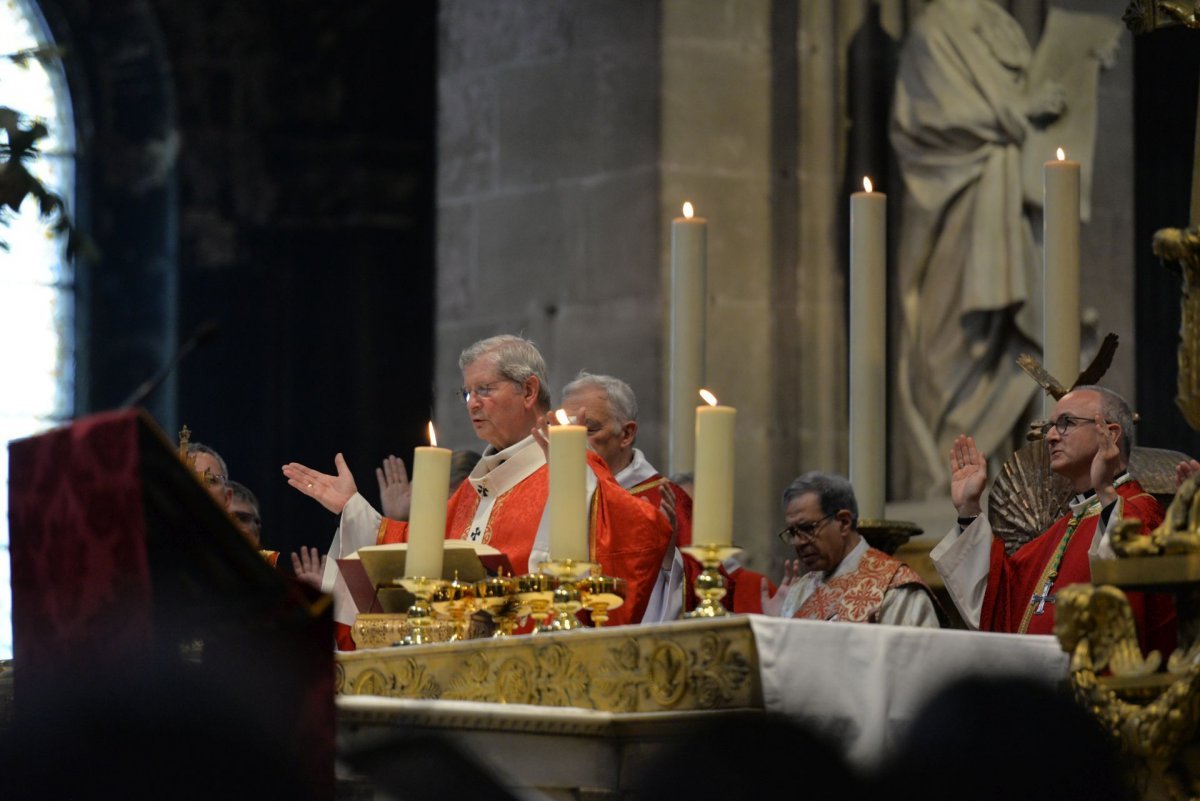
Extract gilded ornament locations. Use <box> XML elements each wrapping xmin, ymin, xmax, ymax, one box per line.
<box><xmin>648</xmin><ymin>642</ymin><xmax>688</xmax><ymax>707</ymax></box>
<box><xmin>393</xmin><ymin>658</ymin><xmax>440</xmax><ymax>699</ymax></box>
<box><xmin>352</xmin><ymin>667</ymin><xmax>392</xmax><ymax>697</ymax></box>
<box><xmin>339</xmin><ymin>618</ymin><xmax>760</xmax><ymax>713</ymax></box>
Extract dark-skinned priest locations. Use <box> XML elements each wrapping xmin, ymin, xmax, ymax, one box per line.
<box><xmin>283</xmin><ymin>335</ymin><xmax>672</xmax><ymax>648</ymax></box>
<box><xmin>761</xmin><ymin>471</ymin><xmax>940</xmax><ymax>625</ymax></box>
<box><xmin>931</xmin><ymin>385</ymin><xmax>1175</xmax><ymax>652</ymax></box>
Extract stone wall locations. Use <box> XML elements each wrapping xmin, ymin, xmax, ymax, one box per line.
<box><xmin>437</xmin><ymin>0</ymin><xmax>1141</xmax><ymax>575</ymax></box>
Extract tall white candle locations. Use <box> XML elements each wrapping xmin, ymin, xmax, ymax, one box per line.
<box><xmin>669</xmin><ymin>201</ymin><xmax>707</xmax><ymax>475</ymax></box>
<box><xmin>1043</xmin><ymin>148</ymin><xmax>1081</xmax><ymax>415</ymax></box>
<box><xmin>406</xmin><ymin>423</ymin><xmax>450</xmax><ymax>579</ymax></box>
<box><xmin>549</xmin><ymin>410</ymin><xmax>589</xmax><ymax>562</ymax></box>
<box><xmin>692</xmin><ymin>390</ymin><xmax>736</xmax><ymax>546</ymax></box>
<box><xmin>849</xmin><ymin>178</ymin><xmax>886</xmax><ymax>520</ymax></box>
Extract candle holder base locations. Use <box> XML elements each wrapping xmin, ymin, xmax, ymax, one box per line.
<box><xmin>430</xmin><ymin>573</ymin><xmax>478</xmax><ymax>641</ymax></box>
<box><xmin>395</xmin><ymin>577</ymin><xmax>452</xmax><ymax>645</ymax></box>
<box><xmin>539</xmin><ymin>559</ymin><xmax>598</xmax><ymax>630</ymax></box>
<box><xmin>856</xmin><ymin>519</ymin><xmax>922</xmax><ymax>556</ymax></box>
<box><xmin>578</xmin><ymin>574</ymin><xmax>626</xmax><ymax>627</ymax></box>
<box><xmin>516</xmin><ymin>572</ymin><xmax>557</xmax><ymax>633</ymax></box>
<box><xmin>680</xmin><ymin>544</ymin><xmax>743</xmax><ymax>618</ymax></box>
<box><xmin>476</xmin><ymin>574</ymin><xmax>522</xmax><ymax>638</ymax></box>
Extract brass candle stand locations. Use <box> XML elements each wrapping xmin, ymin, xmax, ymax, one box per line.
<box><xmin>395</xmin><ymin>576</ymin><xmax>452</xmax><ymax>646</ymax></box>
<box><xmin>578</xmin><ymin>574</ymin><xmax>626</xmax><ymax>627</ymax></box>
<box><xmin>516</xmin><ymin>571</ymin><xmax>557</xmax><ymax>633</ymax></box>
<box><xmin>539</xmin><ymin>559</ymin><xmax>596</xmax><ymax>630</ymax></box>
<box><xmin>680</xmin><ymin>544</ymin><xmax>743</xmax><ymax>618</ymax></box>
<box><xmin>476</xmin><ymin>573</ymin><xmax>522</xmax><ymax>637</ymax></box>
<box><xmin>430</xmin><ymin>572</ymin><xmax>478</xmax><ymax>641</ymax></box>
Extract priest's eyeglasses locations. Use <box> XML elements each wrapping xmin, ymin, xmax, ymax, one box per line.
<box><xmin>1036</xmin><ymin>414</ymin><xmax>1107</xmax><ymax>438</ymax></box>
<box><xmin>460</xmin><ymin>381</ymin><xmax>514</xmax><ymax>404</ymax></box>
<box><xmin>198</xmin><ymin>468</ymin><xmax>226</xmax><ymax>488</ymax></box>
<box><xmin>777</xmin><ymin>513</ymin><xmax>835</xmax><ymax>545</ymax></box>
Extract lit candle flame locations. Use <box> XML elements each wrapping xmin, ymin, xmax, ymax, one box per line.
<box><xmin>1056</xmin><ymin>147</ymin><xmax>1065</xmax><ymax>161</ymax></box>
<box><xmin>427</xmin><ymin>421</ymin><xmax>438</xmax><ymax>447</ymax></box>
<box><xmin>699</xmin><ymin>388</ymin><xmax>718</xmax><ymax>406</ymax></box>
<box><xmin>555</xmin><ymin>408</ymin><xmax>570</xmax><ymax>425</ymax></box>
<box><xmin>863</xmin><ymin>176</ymin><xmax>873</xmax><ymax>193</ymax></box>
<box><xmin>682</xmin><ymin>201</ymin><xmax>694</xmax><ymax>219</ymax></box>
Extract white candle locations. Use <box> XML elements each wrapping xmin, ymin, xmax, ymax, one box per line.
<box><xmin>669</xmin><ymin>201</ymin><xmax>707</xmax><ymax>475</ymax></box>
<box><xmin>406</xmin><ymin>422</ymin><xmax>451</xmax><ymax>579</ymax></box>
<box><xmin>849</xmin><ymin>178</ymin><xmax>886</xmax><ymax>520</ymax></box>
<box><xmin>549</xmin><ymin>410</ymin><xmax>589</xmax><ymax>562</ymax></box>
<box><xmin>1043</xmin><ymin>148</ymin><xmax>1081</xmax><ymax>415</ymax></box>
<box><xmin>692</xmin><ymin>390</ymin><xmax>736</xmax><ymax>546</ymax></box>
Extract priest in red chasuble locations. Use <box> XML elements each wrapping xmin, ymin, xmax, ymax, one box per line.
<box><xmin>932</xmin><ymin>385</ymin><xmax>1175</xmax><ymax>652</ymax></box>
<box><xmin>558</xmin><ymin>372</ymin><xmax>772</xmax><ymax>621</ymax></box>
<box><xmin>283</xmin><ymin>335</ymin><xmax>672</xmax><ymax>648</ymax></box>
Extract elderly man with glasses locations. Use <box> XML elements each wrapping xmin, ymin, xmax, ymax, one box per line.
<box><xmin>283</xmin><ymin>335</ymin><xmax>672</xmax><ymax>647</ymax></box>
<box><xmin>762</xmin><ymin>471</ymin><xmax>939</xmax><ymax>626</ymax></box>
<box><xmin>932</xmin><ymin>385</ymin><xmax>1175</xmax><ymax>650</ymax></box>
<box><xmin>188</xmin><ymin>442</ymin><xmax>232</xmax><ymax>509</ymax></box>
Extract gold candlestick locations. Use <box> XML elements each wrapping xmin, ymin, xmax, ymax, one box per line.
<box><xmin>395</xmin><ymin>576</ymin><xmax>451</xmax><ymax>645</ymax></box>
<box><xmin>476</xmin><ymin>574</ymin><xmax>521</xmax><ymax>637</ymax></box>
<box><xmin>680</xmin><ymin>544</ymin><xmax>743</xmax><ymax>618</ymax></box>
<box><xmin>430</xmin><ymin>572</ymin><xmax>478</xmax><ymax>641</ymax></box>
<box><xmin>579</xmin><ymin>574</ymin><xmax>626</xmax><ymax>627</ymax></box>
<box><xmin>539</xmin><ymin>559</ymin><xmax>596</xmax><ymax>630</ymax></box>
<box><xmin>516</xmin><ymin>572</ymin><xmax>557</xmax><ymax>633</ymax></box>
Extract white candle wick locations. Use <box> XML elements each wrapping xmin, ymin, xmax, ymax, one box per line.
<box><xmin>698</xmin><ymin>388</ymin><xmax>718</xmax><ymax>406</ymax></box>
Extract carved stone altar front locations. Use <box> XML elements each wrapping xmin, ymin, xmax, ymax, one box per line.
<box><xmin>336</xmin><ymin>616</ymin><xmax>760</xmax><ymax>714</ymax></box>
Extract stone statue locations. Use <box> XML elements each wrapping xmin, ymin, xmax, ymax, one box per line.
<box><xmin>890</xmin><ymin>0</ymin><xmax>1119</xmax><ymax>498</ymax></box>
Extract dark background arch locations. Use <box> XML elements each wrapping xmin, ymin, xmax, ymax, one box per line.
<box><xmin>39</xmin><ymin>0</ymin><xmax>437</xmax><ymax>557</ymax></box>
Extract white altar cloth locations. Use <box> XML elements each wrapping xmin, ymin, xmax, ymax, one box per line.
<box><xmin>746</xmin><ymin>616</ymin><xmax>1069</xmax><ymax>763</ymax></box>
<box><xmin>339</xmin><ymin>615</ymin><xmax>1070</xmax><ymax>776</ymax></box>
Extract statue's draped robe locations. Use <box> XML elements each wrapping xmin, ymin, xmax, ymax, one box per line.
<box><xmin>891</xmin><ymin>0</ymin><xmax>1042</xmax><ymax>496</ymax></box>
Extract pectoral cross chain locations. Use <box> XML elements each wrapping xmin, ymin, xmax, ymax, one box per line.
<box><xmin>1031</xmin><ymin>579</ymin><xmax>1055</xmax><ymax>615</ymax></box>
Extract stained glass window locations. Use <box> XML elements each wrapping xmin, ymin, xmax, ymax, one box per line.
<box><xmin>0</xmin><ymin>0</ymin><xmax>76</xmax><ymax>659</ymax></box>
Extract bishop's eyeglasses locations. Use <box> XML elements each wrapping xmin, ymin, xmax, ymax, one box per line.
<box><xmin>1035</xmin><ymin>414</ymin><xmax>1108</xmax><ymax>438</ymax></box>
<box><xmin>777</xmin><ymin>513</ymin><xmax>835</xmax><ymax>545</ymax></box>
<box><xmin>460</xmin><ymin>380</ymin><xmax>516</xmax><ymax>404</ymax></box>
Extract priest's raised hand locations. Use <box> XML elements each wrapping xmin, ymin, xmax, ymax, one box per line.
<box><xmin>760</xmin><ymin>560</ymin><xmax>803</xmax><ymax>617</ymax></box>
<box><xmin>281</xmin><ymin>452</ymin><xmax>357</xmax><ymax>515</ymax></box>
<box><xmin>375</xmin><ymin>454</ymin><xmax>412</xmax><ymax>520</ymax></box>
<box><xmin>949</xmin><ymin>434</ymin><xmax>987</xmax><ymax>518</ymax></box>
<box><xmin>1089</xmin><ymin>413</ymin><xmax>1122</xmax><ymax>507</ymax></box>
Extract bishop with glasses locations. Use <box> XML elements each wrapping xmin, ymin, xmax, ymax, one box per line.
<box><xmin>931</xmin><ymin>386</ymin><xmax>1175</xmax><ymax>653</ymax></box>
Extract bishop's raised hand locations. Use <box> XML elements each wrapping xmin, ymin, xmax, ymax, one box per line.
<box><xmin>376</xmin><ymin>454</ymin><xmax>412</xmax><ymax>520</ymax></box>
<box><xmin>949</xmin><ymin>434</ymin><xmax>987</xmax><ymax>517</ymax></box>
<box><xmin>282</xmin><ymin>452</ymin><xmax>357</xmax><ymax>515</ymax></box>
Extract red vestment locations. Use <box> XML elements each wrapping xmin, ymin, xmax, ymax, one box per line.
<box><xmin>627</xmin><ymin>475</ymin><xmax>693</xmax><ymax>548</ymax></box>
<box><xmin>625</xmin><ymin>474</ymin><xmax>773</xmax><ymax>614</ymax></box>
<box><xmin>794</xmin><ymin>548</ymin><xmax>931</xmax><ymax>622</ymax></box>
<box><xmin>378</xmin><ymin>451</ymin><xmax>671</xmax><ymax>627</ymax></box>
<box><xmin>980</xmin><ymin>478</ymin><xmax>1175</xmax><ymax>655</ymax></box>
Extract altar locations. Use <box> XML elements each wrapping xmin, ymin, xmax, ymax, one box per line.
<box><xmin>336</xmin><ymin>616</ymin><xmax>1069</xmax><ymax>797</ymax></box>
